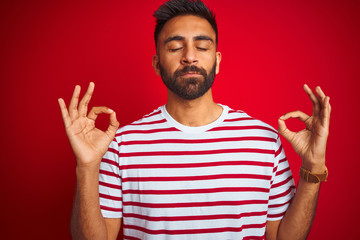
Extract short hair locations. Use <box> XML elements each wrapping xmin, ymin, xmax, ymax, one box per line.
<box><xmin>153</xmin><ymin>0</ymin><xmax>218</xmax><ymax>49</ymax></box>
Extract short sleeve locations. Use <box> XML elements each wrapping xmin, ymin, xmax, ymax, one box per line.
<box><xmin>99</xmin><ymin>138</ymin><xmax>123</xmax><ymax>218</ymax></box>
<box><xmin>267</xmin><ymin>136</ymin><xmax>296</xmax><ymax>221</ymax></box>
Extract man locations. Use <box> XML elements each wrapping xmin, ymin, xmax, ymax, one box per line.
<box><xmin>58</xmin><ymin>0</ymin><xmax>331</xmax><ymax>239</ymax></box>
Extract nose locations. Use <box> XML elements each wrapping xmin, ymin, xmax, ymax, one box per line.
<box><xmin>181</xmin><ymin>46</ymin><xmax>198</xmax><ymax>65</ymax></box>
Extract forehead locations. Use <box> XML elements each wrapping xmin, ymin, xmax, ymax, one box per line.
<box><xmin>158</xmin><ymin>15</ymin><xmax>215</xmax><ymax>44</ymax></box>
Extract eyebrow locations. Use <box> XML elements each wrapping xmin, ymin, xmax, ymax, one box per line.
<box><xmin>164</xmin><ymin>35</ymin><xmax>214</xmax><ymax>44</ymax></box>
<box><xmin>164</xmin><ymin>35</ymin><xmax>185</xmax><ymax>44</ymax></box>
<box><xmin>194</xmin><ymin>35</ymin><xmax>213</xmax><ymax>42</ymax></box>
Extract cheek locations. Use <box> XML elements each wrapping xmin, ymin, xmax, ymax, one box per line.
<box><xmin>160</xmin><ymin>56</ymin><xmax>179</xmax><ymax>72</ymax></box>
<box><xmin>199</xmin><ymin>51</ymin><xmax>216</xmax><ymax>62</ymax></box>
<box><xmin>200</xmin><ymin>55</ymin><xmax>216</xmax><ymax>70</ymax></box>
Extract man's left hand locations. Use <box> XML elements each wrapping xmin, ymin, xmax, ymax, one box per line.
<box><xmin>278</xmin><ymin>84</ymin><xmax>331</xmax><ymax>173</ymax></box>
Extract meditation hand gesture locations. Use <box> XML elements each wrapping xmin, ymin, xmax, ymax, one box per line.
<box><xmin>278</xmin><ymin>84</ymin><xmax>331</xmax><ymax>173</ymax></box>
<box><xmin>58</xmin><ymin>82</ymin><xmax>119</xmax><ymax>168</ymax></box>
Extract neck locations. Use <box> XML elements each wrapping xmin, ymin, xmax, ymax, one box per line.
<box><xmin>165</xmin><ymin>89</ymin><xmax>223</xmax><ymax>127</ymax></box>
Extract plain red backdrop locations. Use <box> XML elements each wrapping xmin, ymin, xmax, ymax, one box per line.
<box><xmin>1</xmin><ymin>0</ymin><xmax>359</xmax><ymax>239</ymax></box>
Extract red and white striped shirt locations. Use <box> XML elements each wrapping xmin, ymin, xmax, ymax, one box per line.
<box><xmin>99</xmin><ymin>105</ymin><xmax>295</xmax><ymax>240</ymax></box>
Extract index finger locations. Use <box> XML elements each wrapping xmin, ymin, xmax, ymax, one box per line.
<box><xmin>78</xmin><ymin>82</ymin><xmax>95</xmax><ymax>117</ymax></box>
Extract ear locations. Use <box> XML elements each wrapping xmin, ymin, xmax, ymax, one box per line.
<box><xmin>215</xmin><ymin>51</ymin><xmax>222</xmax><ymax>74</ymax></box>
<box><xmin>152</xmin><ymin>55</ymin><xmax>161</xmax><ymax>77</ymax></box>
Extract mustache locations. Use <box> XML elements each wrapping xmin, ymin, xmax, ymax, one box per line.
<box><xmin>174</xmin><ymin>65</ymin><xmax>207</xmax><ymax>78</ymax></box>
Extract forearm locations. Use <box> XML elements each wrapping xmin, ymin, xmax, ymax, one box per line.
<box><xmin>70</xmin><ymin>165</ymin><xmax>108</xmax><ymax>240</ymax></box>
<box><xmin>277</xmin><ymin>178</ymin><xmax>321</xmax><ymax>240</ymax></box>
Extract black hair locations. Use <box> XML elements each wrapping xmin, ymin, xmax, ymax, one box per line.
<box><xmin>153</xmin><ymin>0</ymin><xmax>218</xmax><ymax>49</ymax></box>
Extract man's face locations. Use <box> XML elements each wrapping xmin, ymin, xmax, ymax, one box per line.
<box><xmin>153</xmin><ymin>15</ymin><xmax>221</xmax><ymax>100</ymax></box>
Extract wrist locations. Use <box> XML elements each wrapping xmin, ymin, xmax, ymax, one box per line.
<box><xmin>301</xmin><ymin>158</ymin><xmax>326</xmax><ymax>174</ymax></box>
<box><xmin>76</xmin><ymin>162</ymin><xmax>101</xmax><ymax>177</ymax></box>
<box><xmin>299</xmin><ymin>166</ymin><xmax>328</xmax><ymax>183</ymax></box>
<box><xmin>76</xmin><ymin>156</ymin><xmax>102</xmax><ymax>169</ymax></box>
<box><xmin>302</xmin><ymin>165</ymin><xmax>327</xmax><ymax>174</ymax></box>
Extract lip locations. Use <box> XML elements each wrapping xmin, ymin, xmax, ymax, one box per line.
<box><xmin>181</xmin><ymin>72</ymin><xmax>201</xmax><ymax>77</ymax></box>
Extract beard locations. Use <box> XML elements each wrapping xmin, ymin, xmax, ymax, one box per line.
<box><xmin>159</xmin><ymin>60</ymin><xmax>217</xmax><ymax>100</ymax></box>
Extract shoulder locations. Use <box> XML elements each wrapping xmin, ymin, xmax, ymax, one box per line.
<box><xmin>223</xmin><ymin>105</ymin><xmax>279</xmax><ymax>139</ymax></box>
<box><xmin>113</xmin><ymin>106</ymin><xmax>168</xmax><ymax>139</ymax></box>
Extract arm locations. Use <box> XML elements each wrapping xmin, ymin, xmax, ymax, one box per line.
<box><xmin>58</xmin><ymin>82</ymin><xmax>121</xmax><ymax>240</ymax></box>
<box><xmin>266</xmin><ymin>84</ymin><xmax>331</xmax><ymax>240</ymax></box>
<box><xmin>71</xmin><ymin>166</ymin><xmax>122</xmax><ymax>239</ymax></box>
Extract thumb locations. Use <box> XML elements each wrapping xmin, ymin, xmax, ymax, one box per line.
<box><xmin>106</xmin><ymin>110</ymin><xmax>120</xmax><ymax>137</ymax></box>
<box><xmin>278</xmin><ymin>118</ymin><xmax>295</xmax><ymax>142</ymax></box>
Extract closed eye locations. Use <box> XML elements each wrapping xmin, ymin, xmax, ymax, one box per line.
<box><xmin>197</xmin><ymin>47</ymin><xmax>208</xmax><ymax>51</ymax></box>
<box><xmin>169</xmin><ymin>47</ymin><xmax>183</xmax><ymax>52</ymax></box>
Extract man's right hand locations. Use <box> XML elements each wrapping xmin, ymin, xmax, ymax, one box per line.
<box><xmin>58</xmin><ymin>82</ymin><xmax>119</xmax><ymax>168</ymax></box>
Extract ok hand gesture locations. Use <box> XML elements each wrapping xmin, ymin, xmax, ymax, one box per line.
<box><xmin>58</xmin><ymin>82</ymin><xmax>119</xmax><ymax>168</ymax></box>
<box><xmin>278</xmin><ymin>84</ymin><xmax>331</xmax><ymax>173</ymax></box>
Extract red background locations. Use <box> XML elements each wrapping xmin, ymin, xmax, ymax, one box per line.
<box><xmin>1</xmin><ymin>0</ymin><xmax>359</xmax><ymax>239</ymax></box>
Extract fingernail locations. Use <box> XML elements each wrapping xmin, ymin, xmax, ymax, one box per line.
<box><xmin>108</xmin><ymin>108</ymin><xmax>114</xmax><ymax>113</ymax></box>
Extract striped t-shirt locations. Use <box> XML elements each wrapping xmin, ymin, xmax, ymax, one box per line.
<box><xmin>99</xmin><ymin>105</ymin><xmax>295</xmax><ymax>240</ymax></box>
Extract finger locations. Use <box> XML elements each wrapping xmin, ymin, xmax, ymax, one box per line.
<box><xmin>315</xmin><ymin>86</ymin><xmax>332</xmax><ymax>129</ymax></box>
<box><xmin>68</xmin><ymin>85</ymin><xmax>81</xmax><ymax>121</ymax></box>
<box><xmin>279</xmin><ymin>110</ymin><xmax>310</xmax><ymax>123</ymax></box>
<box><xmin>87</xmin><ymin>106</ymin><xmax>112</xmax><ymax>121</ymax></box>
<box><xmin>317</xmin><ymin>86</ymin><xmax>330</xmax><ymax>115</ymax></box>
<box><xmin>106</xmin><ymin>111</ymin><xmax>120</xmax><ymax>137</ymax></box>
<box><xmin>278</xmin><ymin>118</ymin><xmax>296</xmax><ymax>143</ymax></box>
<box><xmin>58</xmin><ymin>98</ymin><xmax>71</xmax><ymax>128</ymax></box>
<box><xmin>315</xmin><ymin>86</ymin><xmax>326</xmax><ymax>102</ymax></box>
<box><xmin>304</xmin><ymin>84</ymin><xmax>320</xmax><ymax>116</ymax></box>
<box><xmin>78</xmin><ymin>82</ymin><xmax>95</xmax><ymax>117</ymax></box>
<box><xmin>321</xmin><ymin>96</ymin><xmax>331</xmax><ymax>128</ymax></box>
